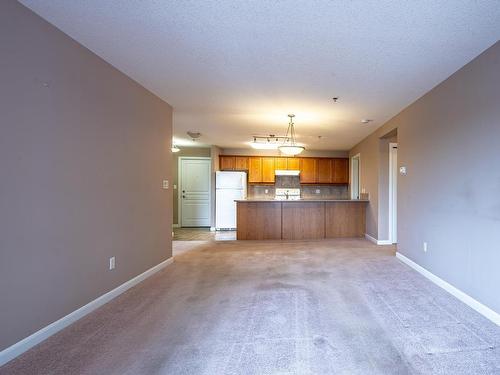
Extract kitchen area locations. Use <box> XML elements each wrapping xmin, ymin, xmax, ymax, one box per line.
<box><xmin>216</xmin><ymin>155</ymin><xmax>368</xmax><ymax>240</ymax></box>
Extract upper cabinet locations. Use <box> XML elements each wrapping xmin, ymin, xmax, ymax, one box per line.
<box><xmin>219</xmin><ymin>155</ymin><xmax>235</xmax><ymax>171</ymax></box>
<box><xmin>333</xmin><ymin>158</ymin><xmax>349</xmax><ymax>184</ymax></box>
<box><xmin>219</xmin><ymin>155</ymin><xmax>349</xmax><ymax>185</ymax></box>
<box><xmin>248</xmin><ymin>157</ymin><xmax>262</xmax><ymax>183</ymax></box>
<box><xmin>275</xmin><ymin>157</ymin><xmax>287</xmax><ymax>170</ymax></box>
<box><xmin>317</xmin><ymin>158</ymin><xmax>333</xmax><ymax>183</ymax></box>
<box><xmin>261</xmin><ymin>157</ymin><xmax>275</xmax><ymax>183</ymax></box>
<box><xmin>220</xmin><ymin>155</ymin><xmax>248</xmax><ymax>170</ymax></box>
<box><xmin>300</xmin><ymin>158</ymin><xmax>318</xmax><ymax>184</ymax></box>
<box><xmin>287</xmin><ymin>157</ymin><xmax>300</xmax><ymax>170</ymax></box>
<box><xmin>234</xmin><ymin>156</ymin><xmax>249</xmax><ymax>170</ymax></box>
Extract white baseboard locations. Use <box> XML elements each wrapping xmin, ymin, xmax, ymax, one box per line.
<box><xmin>396</xmin><ymin>252</ymin><xmax>500</xmax><ymax>326</ymax></box>
<box><xmin>365</xmin><ymin>234</ymin><xmax>393</xmax><ymax>245</ymax></box>
<box><xmin>0</xmin><ymin>257</ymin><xmax>174</xmax><ymax>366</ymax></box>
<box><xmin>172</xmin><ymin>224</ymin><xmax>180</xmax><ymax>228</ymax></box>
<box><xmin>210</xmin><ymin>227</ymin><xmax>216</xmax><ymax>232</ymax></box>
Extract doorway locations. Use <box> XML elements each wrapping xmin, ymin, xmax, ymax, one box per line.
<box><xmin>351</xmin><ymin>154</ymin><xmax>361</xmax><ymax>199</ymax></box>
<box><xmin>178</xmin><ymin>157</ymin><xmax>211</xmax><ymax>227</ymax></box>
<box><xmin>388</xmin><ymin>143</ymin><xmax>398</xmax><ymax>243</ymax></box>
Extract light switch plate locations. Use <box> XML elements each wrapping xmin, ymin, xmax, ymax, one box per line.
<box><xmin>162</xmin><ymin>180</ymin><xmax>169</xmax><ymax>189</ymax></box>
<box><xmin>399</xmin><ymin>166</ymin><xmax>407</xmax><ymax>176</ymax></box>
<box><xmin>109</xmin><ymin>257</ymin><xmax>115</xmax><ymax>270</ymax></box>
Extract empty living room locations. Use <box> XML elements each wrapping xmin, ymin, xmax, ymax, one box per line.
<box><xmin>1</xmin><ymin>1</ymin><xmax>500</xmax><ymax>374</ymax></box>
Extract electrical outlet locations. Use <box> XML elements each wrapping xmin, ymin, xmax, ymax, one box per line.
<box><xmin>315</xmin><ymin>189</ymin><xmax>321</xmax><ymax>194</ymax></box>
<box><xmin>162</xmin><ymin>180</ymin><xmax>169</xmax><ymax>189</ymax></box>
<box><xmin>423</xmin><ymin>242</ymin><xmax>428</xmax><ymax>252</ymax></box>
<box><xmin>109</xmin><ymin>256</ymin><xmax>115</xmax><ymax>270</ymax></box>
<box><xmin>265</xmin><ymin>189</ymin><xmax>269</xmax><ymax>194</ymax></box>
<box><xmin>173</xmin><ymin>184</ymin><xmax>177</xmax><ymax>190</ymax></box>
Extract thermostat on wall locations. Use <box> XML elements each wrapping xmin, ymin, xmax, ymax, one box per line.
<box><xmin>399</xmin><ymin>166</ymin><xmax>407</xmax><ymax>176</ymax></box>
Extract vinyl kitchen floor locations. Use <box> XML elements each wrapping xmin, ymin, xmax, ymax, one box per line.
<box><xmin>2</xmin><ymin>239</ymin><xmax>499</xmax><ymax>374</ymax></box>
<box><xmin>173</xmin><ymin>227</ymin><xmax>236</xmax><ymax>241</ymax></box>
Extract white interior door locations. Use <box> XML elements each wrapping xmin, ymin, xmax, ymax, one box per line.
<box><xmin>389</xmin><ymin>143</ymin><xmax>398</xmax><ymax>243</ymax></box>
<box><xmin>180</xmin><ymin>158</ymin><xmax>211</xmax><ymax>227</ymax></box>
<box><xmin>351</xmin><ymin>154</ymin><xmax>360</xmax><ymax>199</ymax></box>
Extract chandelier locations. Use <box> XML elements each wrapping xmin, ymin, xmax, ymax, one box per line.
<box><xmin>278</xmin><ymin>114</ymin><xmax>305</xmax><ymax>156</ymax></box>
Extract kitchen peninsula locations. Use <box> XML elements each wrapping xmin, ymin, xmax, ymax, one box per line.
<box><xmin>236</xmin><ymin>199</ymin><xmax>368</xmax><ymax>240</ymax></box>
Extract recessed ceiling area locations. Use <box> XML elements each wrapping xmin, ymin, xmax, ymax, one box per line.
<box><xmin>20</xmin><ymin>0</ymin><xmax>500</xmax><ymax>150</ymax></box>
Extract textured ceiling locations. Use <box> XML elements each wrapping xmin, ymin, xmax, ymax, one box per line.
<box><xmin>20</xmin><ymin>0</ymin><xmax>500</xmax><ymax>150</ymax></box>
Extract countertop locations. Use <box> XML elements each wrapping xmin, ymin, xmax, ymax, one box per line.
<box><xmin>235</xmin><ymin>199</ymin><xmax>369</xmax><ymax>203</ymax></box>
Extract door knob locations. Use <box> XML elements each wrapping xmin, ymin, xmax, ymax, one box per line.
<box><xmin>182</xmin><ymin>195</ymin><xmax>186</xmax><ymax>198</ymax></box>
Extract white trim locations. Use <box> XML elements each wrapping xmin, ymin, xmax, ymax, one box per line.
<box><xmin>210</xmin><ymin>227</ymin><xmax>216</xmax><ymax>232</ymax></box>
<box><xmin>0</xmin><ymin>257</ymin><xmax>174</xmax><ymax>366</ymax></box>
<box><xmin>172</xmin><ymin>224</ymin><xmax>180</xmax><ymax>228</ymax></box>
<box><xmin>178</xmin><ymin>157</ymin><xmax>212</xmax><ymax>228</ymax></box>
<box><xmin>388</xmin><ymin>143</ymin><xmax>398</xmax><ymax>243</ymax></box>
<box><xmin>396</xmin><ymin>252</ymin><xmax>500</xmax><ymax>326</ymax></box>
<box><xmin>350</xmin><ymin>153</ymin><xmax>361</xmax><ymax>200</ymax></box>
<box><xmin>365</xmin><ymin>233</ymin><xmax>393</xmax><ymax>245</ymax></box>
<box><xmin>365</xmin><ymin>233</ymin><xmax>377</xmax><ymax>244</ymax></box>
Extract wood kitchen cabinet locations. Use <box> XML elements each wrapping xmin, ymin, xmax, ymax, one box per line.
<box><xmin>248</xmin><ymin>157</ymin><xmax>262</xmax><ymax>183</ymax></box>
<box><xmin>325</xmin><ymin>202</ymin><xmax>365</xmax><ymax>237</ymax></box>
<box><xmin>261</xmin><ymin>157</ymin><xmax>275</xmax><ymax>183</ymax></box>
<box><xmin>287</xmin><ymin>157</ymin><xmax>300</xmax><ymax>170</ymax></box>
<box><xmin>333</xmin><ymin>158</ymin><xmax>349</xmax><ymax>184</ymax></box>
<box><xmin>221</xmin><ymin>155</ymin><xmax>349</xmax><ymax>185</ymax></box>
<box><xmin>220</xmin><ymin>155</ymin><xmax>248</xmax><ymax>170</ymax></box>
<box><xmin>234</xmin><ymin>156</ymin><xmax>249</xmax><ymax>170</ymax></box>
<box><xmin>317</xmin><ymin>158</ymin><xmax>333</xmax><ymax>183</ymax></box>
<box><xmin>237</xmin><ymin>200</ymin><xmax>367</xmax><ymax>240</ymax></box>
<box><xmin>281</xmin><ymin>202</ymin><xmax>325</xmax><ymax>240</ymax></box>
<box><xmin>237</xmin><ymin>202</ymin><xmax>282</xmax><ymax>240</ymax></box>
<box><xmin>219</xmin><ymin>156</ymin><xmax>235</xmax><ymax>170</ymax></box>
<box><xmin>275</xmin><ymin>157</ymin><xmax>288</xmax><ymax>170</ymax></box>
<box><xmin>300</xmin><ymin>158</ymin><xmax>317</xmax><ymax>183</ymax></box>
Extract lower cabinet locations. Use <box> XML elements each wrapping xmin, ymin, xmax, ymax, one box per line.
<box><xmin>281</xmin><ymin>202</ymin><xmax>325</xmax><ymax>240</ymax></box>
<box><xmin>236</xmin><ymin>202</ymin><xmax>282</xmax><ymax>240</ymax></box>
<box><xmin>236</xmin><ymin>201</ymin><xmax>367</xmax><ymax>240</ymax></box>
<box><xmin>325</xmin><ymin>202</ymin><xmax>366</xmax><ymax>237</ymax></box>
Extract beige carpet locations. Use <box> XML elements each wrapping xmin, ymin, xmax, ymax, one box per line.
<box><xmin>1</xmin><ymin>239</ymin><xmax>499</xmax><ymax>374</ymax></box>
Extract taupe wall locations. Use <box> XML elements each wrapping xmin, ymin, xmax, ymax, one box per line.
<box><xmin>350</xmin><ymin>41</ymin><xmax>500</xmax><ymax>313</ymax></box>
<box><xmin>172</xmin><ymin>147</ymin><xmax>211</xmax><ymax>225</ymax></box>
<box><xmin>0</xmin><ymin>0</ymin><xmax>173</xmax><ymax>351</ymax></box>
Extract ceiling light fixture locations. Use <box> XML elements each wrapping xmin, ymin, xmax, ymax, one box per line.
<box><xmin>278</xmin><ymin>114</ymin><xmax>305</xmax><ymax>156</ymax></box>
<box><xmin>250</xmin><ymin>135</ymin><xmax>280</xmax><ymax>150</ymax></box>
<box><xmin>187</xmin><ymin>131</ymin><xmax>201</xmax><ymax>141</ymax></box>
<box><xmin>171</xmin><ymin>144</ymin><xmax>180</xmax><ymax>153</ymax></box>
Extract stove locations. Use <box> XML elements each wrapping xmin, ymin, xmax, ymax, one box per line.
<box><xmin>274</xmin><ymin>188</ymin><xmax>301</xmax><ymax>200</ymax></box>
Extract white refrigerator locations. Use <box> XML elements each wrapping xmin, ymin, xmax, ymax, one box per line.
<box><xmin>216</xmin><ymin>171</ymin><xmax>247</xmax><ymax>230</ymax></box>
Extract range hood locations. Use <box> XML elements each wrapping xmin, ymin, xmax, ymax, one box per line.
<box><xmin>275</xmin><ymin>170</ymin><xmax>300</xmax><ymax>176</ymax></box>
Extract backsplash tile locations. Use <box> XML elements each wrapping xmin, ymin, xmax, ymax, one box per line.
<box><xmin>248</xmin><ymin>184</ymin><xmax>349</xmax><ymax>199</ymax></box>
